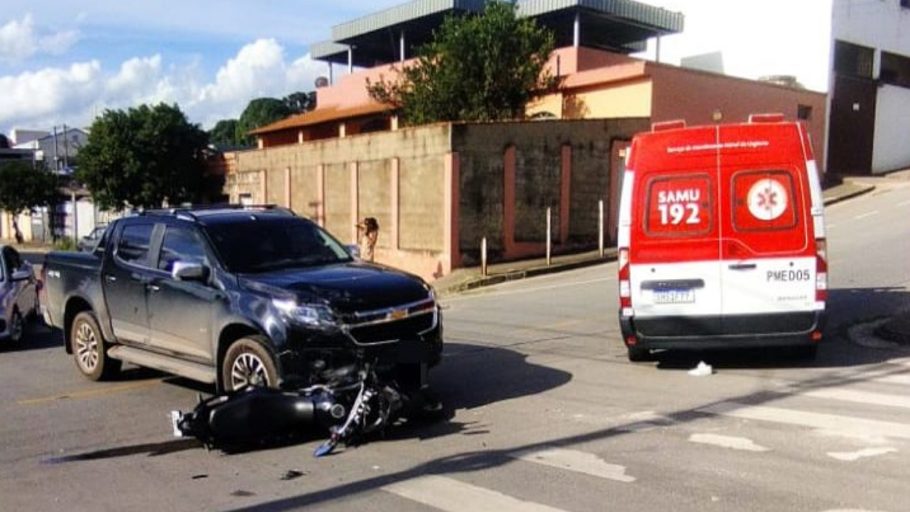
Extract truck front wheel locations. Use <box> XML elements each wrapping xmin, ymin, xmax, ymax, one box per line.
<box><xmin>221</xmin><ymin>337</ymin><xmax>279</xmax><ymax>392</ymax></box>
<box><xmin>72</xmin><ymin>311</ymin><xmax>121</xmax><ymax>380</ymax></box>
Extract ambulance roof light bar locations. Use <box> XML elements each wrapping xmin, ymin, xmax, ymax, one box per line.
<box><xmin>748</xmin><ymin>113</ymin><xmax>785</xmax><ymax>123</ymax></box>
<box><xmin>651</xmin><ymin>120</ymin><xmax>687</xmax><ymax>132</ymax></box>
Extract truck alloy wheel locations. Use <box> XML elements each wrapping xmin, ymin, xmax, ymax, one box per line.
<box><xmin>222</xmin><ymin>337</ymin><xmax>278</xmax><ymax>391</ymax></box>
<box><xmin>71</xmin><ymin>311</ymin><xmax>120</xmax><ymax>380</ymax></box>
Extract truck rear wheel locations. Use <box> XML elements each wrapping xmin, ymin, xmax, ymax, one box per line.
<box><xmin>72</xmin><ymin>311</ymin><xmax>121</xmax><ymax>380</ymax></box>
<box><xmin>221</xmin><ymin>337</ymin><xmax>279</xmax><ymax>391</ymax></box>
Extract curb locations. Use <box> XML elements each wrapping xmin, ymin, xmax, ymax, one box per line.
<box><xmin>823</xmin><ymin>184</ymin><xmax>875</xmax><ymax>206</ymax></box>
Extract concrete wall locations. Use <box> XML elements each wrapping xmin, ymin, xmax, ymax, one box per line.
<box><xmin>452</xmin><ymin>118</ymin><xmax>650</xmax><ymax>264</ymax></box>
<box><xmin>226</xmin><ymin>124</ymin><xmax>454</xmax><ymax>281</ymax></box>
<box><xmin>225</xmin><ymin>119</ymin><xmax>649</xmax><ymax>279</ymax></box>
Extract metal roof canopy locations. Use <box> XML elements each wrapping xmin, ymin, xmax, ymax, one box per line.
<box><xmin>311</xmin><ymin>0</ymin><xmax>683</xmax><ymax>66</ymax></box>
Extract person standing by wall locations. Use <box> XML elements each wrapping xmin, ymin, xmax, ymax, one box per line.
<box><xmin>356</xmin><ymin>217</ymin><xmax>379</xmax><ymax>262</ymax></box>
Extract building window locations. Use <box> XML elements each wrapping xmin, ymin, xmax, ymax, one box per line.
<box><xmin>880</xmin><ymin>51</ymin><xmax>910</xmax><ymax>89</ymax></box>
<box><xmin>797</xmin><ymin>105</ymin><xmax>812</xmax><ymax>121</ymax></box>
<box><xmin>834</xmin><ymin>40</ymin><xmax>874</xmax><ymax>79</ymax></box>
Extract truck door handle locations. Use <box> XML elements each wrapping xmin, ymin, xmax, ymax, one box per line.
<box><xmin>728</xmin><ymin>263</ymin><xmax>757</xmax><ymax>270</ymax></box>
<box><xmin>146</xmin><ymin>283</ymin><xmax>160</xmax><ymax>292</ymax></box>
<box><xmin>104</xmin><ymin>275</ymin><xmax>117</xmax><ymax>282</ymax></box>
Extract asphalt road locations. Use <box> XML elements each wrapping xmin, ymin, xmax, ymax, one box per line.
<box><xmin>2</xmin><ymin>182</ymin><xmax>910</xmax><ymax>512</ymax></box>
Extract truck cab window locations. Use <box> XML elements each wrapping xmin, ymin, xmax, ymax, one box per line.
<box><xmin>116</xmin><ymin>223</ymin><xmax>154</xmax><ymax>266</ymax></box>
<box><xmin>158</xmin><ymin>227</ymin><xmax>208</xmax><ymax>273</ymax></box>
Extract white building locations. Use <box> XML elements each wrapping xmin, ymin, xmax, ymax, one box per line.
<box><xmin>12</xmin><ymin>127</ymin><xmax>88</xmax><ymax>172</ymax></box>
<box><xmin>826</xmin><ymin>0</ymin><xmax>910</xmax><ymax>175</ymax></box>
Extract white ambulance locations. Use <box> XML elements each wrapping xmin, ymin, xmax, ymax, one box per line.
<box><xmin>617</xmin><ymin>114</ymin><xmax>827</xmax><ymax>361</ymax></box>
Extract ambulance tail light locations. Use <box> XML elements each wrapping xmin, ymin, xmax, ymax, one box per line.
<box><xmin>815</xmin><ymin>239</ymin><xmax>828</xmax><ymax>302</ymax></box>
<box><xmin>749</xmin><ymin>113</ymin><xmax>785</xmax><ymax>123</ymax></box>
<box><xmin>618</xmin><ymin>248</ymin><xmax>632</xmax><ymax>309</ymax></box>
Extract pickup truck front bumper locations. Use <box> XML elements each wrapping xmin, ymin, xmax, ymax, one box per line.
<box><xmin>277</xmin><ymin>308</ymin><xmax>444</xmax><ymax>389</ymax></box>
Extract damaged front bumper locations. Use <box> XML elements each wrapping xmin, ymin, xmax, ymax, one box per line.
<box><xmin>276</xmin><ymin>304</ymin><xmax>444</xmax><ymax>389</ymax></box>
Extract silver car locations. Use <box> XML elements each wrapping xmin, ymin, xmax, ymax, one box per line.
<box><xmin>0</xmin><ymin>245</ymin><xmax>38</xmax><ymax>344</ymax></box>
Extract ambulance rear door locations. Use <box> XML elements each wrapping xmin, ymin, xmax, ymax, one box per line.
<box><xmin>717</xmin><ymin>123</ymin><xmax>816</xmax><ymax>322</ymax></box>
<box><xmin>628</xmin><ymin>126</ymin><xmax>724</xmax><ymax>332</ymax></box>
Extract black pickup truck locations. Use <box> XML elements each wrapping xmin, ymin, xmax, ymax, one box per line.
<box><xmin>42</xmin><ymin>206</ymin><xmax>442</xmax><ymax>392</ymax></box>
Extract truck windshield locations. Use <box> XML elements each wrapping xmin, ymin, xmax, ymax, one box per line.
<box><xmin>205</xmin><ymin>217</ymin><xmax>353</xmax><ymax>273</ymax></box>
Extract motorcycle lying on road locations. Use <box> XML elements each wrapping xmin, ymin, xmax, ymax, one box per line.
<box><xmin>170</xmin><ymin>359</ymin><xmax>441</xmax><ymax>457</ymax></box>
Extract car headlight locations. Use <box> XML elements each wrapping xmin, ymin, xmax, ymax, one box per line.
<box><xmin>272</xmin><ymin>299</ymin><xmax>337</xmax><ymax>329</ymax></box>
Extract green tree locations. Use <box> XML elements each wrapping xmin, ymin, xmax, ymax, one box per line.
<box><xmin>368</xmin><ymin>0</ymin><xmax>557</xmax><ymax>125</ymax></box>
<box><xmin>209</xmin><ymin>118</ymin><xmax>240</xmax><ymax>148</ymax></box>
<box><xmin>283</xmin><ymin>91</ymin><xmax>316</xmax><ymax>114</ymax></box>
<box><xmin>0</xmin><ymin>161</ymin><xmax>61</xmax><ymax>240</ymax></box>
<box><xmin>76</xmin><ymin>103</ymin><xmax>209</xmax><ymax>210</ymax></box>
<box><xmin>236</xmin><ymin>97</ymin><xmax>292</xmax><ymax>145</ymax></box>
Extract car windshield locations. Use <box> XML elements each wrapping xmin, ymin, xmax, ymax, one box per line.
<box><xmin>205</xmin><ymin>217</ymin><xmax>353</xmax><ymax>273</ymax></box>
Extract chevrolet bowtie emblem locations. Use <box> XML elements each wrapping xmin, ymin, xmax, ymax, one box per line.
<box><xmin>388</xmin><ymin>309</ymin><xmax>408</xmax><ymax>320</ymax></box>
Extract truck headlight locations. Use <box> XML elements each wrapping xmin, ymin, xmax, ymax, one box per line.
<box><xmin>272</xmin><ymin>299</ymin><xmax>337</xmax><ymax>329</ymax></box>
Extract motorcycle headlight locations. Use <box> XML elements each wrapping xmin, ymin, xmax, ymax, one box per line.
<box><xmin>272</xmin><ymin>299</ymin><xmax>337</xmax><ymax>329</ymax></box>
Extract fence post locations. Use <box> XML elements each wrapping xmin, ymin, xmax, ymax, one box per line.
<box><xmin>598</xmin><ymin>199</ymin><xmax>604</xmax><ymax>258</ymax></box>
<box><xmin>546</xmin><ymin>207</ymin><xmax>552</xmax><ymax>267</ymax></box>
<box><xmin>481</xmin><ymin>237</ymin><xmax>488</xmax><ymax>277</ymax></box>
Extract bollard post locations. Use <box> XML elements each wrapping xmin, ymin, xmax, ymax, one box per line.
<box><xmin>598</xmin><ymin>199</ymin><xmax>604</xmax><ymax>258</ymax></box>
<box><xmin>481</xmin><ymin>237</ymin><xmax>488</xmax><ymax>277</ymax></box>
<box><xmin>546</xmin><ymin>207</ymin><xmax>552</xmax><ymax>267</ymax></box>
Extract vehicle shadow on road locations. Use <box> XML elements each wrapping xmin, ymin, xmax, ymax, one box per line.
<box><xmin>0</xmin><ymin>321</ymin><xmax>60</xmax><ymax>352</ymax></box>
<box><xmin>651</xmin><ymin>286</ymin><xmax>910</xmax><ymax>371</ymax></box>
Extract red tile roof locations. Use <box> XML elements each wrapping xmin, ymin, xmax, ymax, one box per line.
<box><xmin>249</xmin><ymin>103</ymin><xmax>393</xmax><ymax>135</ymax></box>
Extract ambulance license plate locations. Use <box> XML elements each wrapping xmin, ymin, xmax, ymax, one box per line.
<box><xmin>654</xmin><ymin>289</ymin><xmax>695</xmax><ymax>304</ymax></box>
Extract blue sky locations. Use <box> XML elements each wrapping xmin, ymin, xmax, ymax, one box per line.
<box><xmin>0</xmin><ymin>0</ymin><xmax>405</xmax><ymax>135</ymax></box>
<box><xmin>0</xmin><ymin>0</ymin><xmax>831</xmax><ymax>138</ymax></box>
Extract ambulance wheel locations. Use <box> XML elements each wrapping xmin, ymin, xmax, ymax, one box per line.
<box><xmin>627</xmin><ymin>346</ymin><xmax>652</xmax><ymax>362</ymax></box>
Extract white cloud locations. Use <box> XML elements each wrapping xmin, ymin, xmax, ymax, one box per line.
<box><xmin>0</xmin><ymin>13</ymin><xmax>81</xmax><ymax>62</ymax></box>
<box><xmin>0</xmin><ymin>38</ymin><xmax>326</xmax><ymax>133</ymax></box>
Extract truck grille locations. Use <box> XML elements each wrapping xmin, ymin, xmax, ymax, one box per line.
<box><xmin>342</xmin><ymin>296</ymin><xmax>437</xmax><ymax>345</ymax></box>
<box><xmin>348</xmin><ymin>312</ymin><xmax>436</xmax><ymax>345</ymax></box>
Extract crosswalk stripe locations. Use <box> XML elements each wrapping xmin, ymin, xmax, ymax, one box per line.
<box><xmin>874</xmin><ymin>374</ymin><xmax>910</xmax><ymax>386</ymax></box>
<box><xmin>512</xmin><ymin>447</ymin><xmax>635</xmax><ymax>482</ymax></box>
<box><xmin>698</xmin><ymin>402</ymin><xmax>910</xmax><ymax>440</ymax></box>
<box><xmin>791</xmin><ymin>388</ymin><xmax>910</xmax><ymax>410</ymax></box>
<box><xmin>382</xmin><ymin>475</ymin><xmax>567</xmax><ymax>512</ymax></box>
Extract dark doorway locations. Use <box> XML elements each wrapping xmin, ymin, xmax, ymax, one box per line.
<box><xmin>828</xmin><ymin>75</ymin><xmax>877</xmax><ymax>175</ymax></box>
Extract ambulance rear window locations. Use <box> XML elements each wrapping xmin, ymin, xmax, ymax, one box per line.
<box><xmin>644</xmin><ymin>174</ymin><xmax>713</xmax><ymax>237</ymax></box>
<box><xmin>732</xmin><ymin>170</ymin><xmax>798</xmax><ymax>231</ymax></box>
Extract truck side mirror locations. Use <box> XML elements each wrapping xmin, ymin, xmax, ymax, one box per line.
<box><xmin>346</xmin><ymin>244</ymin><xmax>361</xmax><ymax>260</ymax></box>
<box><xmin>11</xmin><ymin>268</ymin><xmax>33</xmax><ymax>282</ymax></box>
<box><xmin>171</xmin><ymin>261</ymin><xmax>208</xmax><ymax>282</ymax></box>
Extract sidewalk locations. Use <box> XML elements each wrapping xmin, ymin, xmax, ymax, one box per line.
<box><xmin>433</xmin><ymin>179</ymin><xmax>878</xmax><ymax>297</ymax></box>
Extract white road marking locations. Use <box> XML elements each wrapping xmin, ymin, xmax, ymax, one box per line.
<box><xmin>382</xmin><ymin>475</ymin><xmax>566</xmax><ymax>512</ymax></box>
<box><xmin>827</xmin><ymin>447</ymin><xmax>898</xmax><ymax>462</ymax></box>
<box><xmin>874</xmin><ymin>374</ymin><xmax>910</xmax><ymax>386</ymax></box>
<box><xmin>853</xmin><ymin>211</ymin><xmax>879</xmax><ymax>220</ymax></box>
<box><xmin>897</xmin><ymin>199</ymin><xmax>910</xmax><ymax>207</ymax></box>
<box><xmin>698</xmin><ymin>402</ymin><xmax>910</xmax><ymax>440</ymax></box>
<box><xmin>688</xmin><ymin>433</ymin><xmax>769</xmax><ymax>452</ymax></box>
<box><xmin>788</xmin><ymin>387</ymin><xmax>910</xmax><ymax>410</ymax></box>
<box><xmin>512</xmin><ymin>447</ymin><xmax>635</xmax><ymax>482</ymax></box>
